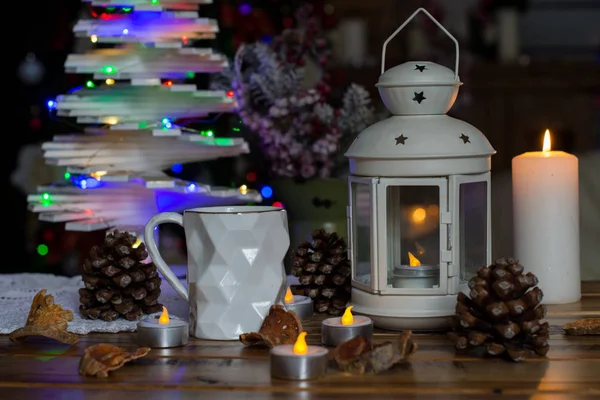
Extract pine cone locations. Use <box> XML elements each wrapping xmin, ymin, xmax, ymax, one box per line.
<box><xmin>291</xmin><ymin>229</ymin><xmax>351</xmax><ymax>315</ymax></box>
<box><xmin>79</xmin><ymin>230</ymin><xmax>163</xmax><ymax>322</ymax></box>
<box><xmin>449</xmin><ymin>257</ymin><xmax>549</xmax><ymax>362</ymax></box>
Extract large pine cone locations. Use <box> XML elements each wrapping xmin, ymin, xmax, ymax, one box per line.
<box><xmin>449</xmin><ymin>257</ymin><xmax>549</xmax><ymax>362</ymax></box>
<box><xmin>291</xmin><ymin>229</ymin><xmax>351</xmax><ymax>315</ymax></box>
<box><xmin>79</xmin><ymin>230</ymin><xmax>163</xmax><ymax>321</ymax></box>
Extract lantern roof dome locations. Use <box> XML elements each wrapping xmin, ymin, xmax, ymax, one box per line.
<box><xmin>376</xmin><ymin>61</ymin><xmax>460</xmax><ymax>88</ymax></box>
<box><xmin>345</xmin><ymin>115</ymin><xmax>496</xmax><ymax>177</ymax></box>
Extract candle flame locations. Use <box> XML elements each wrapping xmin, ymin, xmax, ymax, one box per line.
<box><xmin>158</xmin><ymin>306</ymin><xmax>170</xmax><ymax>325</ymax></box>
<box><xmin>341</xmin><ymin>306</ymin><xmax>354</xmax><ymax>326</ymax></box>
<box><xmin>542</xmin><ymin>129</ymin><xmax>551</xmax><ymax>152</ymax></box>
<box><xmin>408</xmin><ymin>251</ymin><xmax>421</xmax><ymax>267</ymax></box>
<box><xmin>284</xmin><ymin>287</ymin><xmax>294</xmax><ymax>304</ymax></box>
<box><xmin>293</xmin><ymin>332</ymin><xmax>308</xmax><ymax>355</ymax></box>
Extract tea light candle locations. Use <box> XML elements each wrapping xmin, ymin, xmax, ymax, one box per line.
<box><xmin>512</xmin><ymin>129</ymin><xmax>580</xmax><ymax>304</ymax></box>
<box><xmin>392</xmin><ymin>252</ymin><xmax>440</xmax><ymax>289</ymax></box>
<box><xmin>321</xmin><ymin>306</ymin><xmax>373</xmax><ymax>347</ymax></box>
<box><xmin>137</xmin><ymin>306</ymin><xmax>189</xmax><ymax>348</ymax></box>
<box><xmin>283</xmin><ymin>287</ymin><xmax>313</xmax><ymax>321</ymax></box>
<box><xmin>270</xmin><ymin>332</ymin><xmax>328</xmax><ymax>380</ymax></box>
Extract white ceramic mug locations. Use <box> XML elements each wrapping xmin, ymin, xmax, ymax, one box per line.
<box><xmin>144</xmin><ymin>206</ymin><xmax>290</xmax><ymax>340</ymax></box>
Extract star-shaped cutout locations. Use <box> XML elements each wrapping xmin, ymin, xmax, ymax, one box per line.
<box><xmin>459</xmin><ymin>133</ymin><xmax>471</xmax><ymax>144</ymax></box>
<box><xmin>395</xmin><ymin>134</ymin><xmax>407</xmax><ymax>145</ymax></box>
<box><xmin>414</xmin><ymin>65</ymin><xmax>427</xmax><ymax>72</ymax></box>
<box><xmin>413</xmin><ymin>92</ymin><xmax>426</xmax><ymax>104</ymax></box>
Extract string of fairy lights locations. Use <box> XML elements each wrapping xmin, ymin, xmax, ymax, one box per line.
<box><xmin>31</xmin><ymin>1</ymin><xmax>292</xmax><ymax>258</ymax></box>
<box><xmin>30</xmin><ymin>0</ymin><xmax>275</xmax><ymax>261</ymax></box>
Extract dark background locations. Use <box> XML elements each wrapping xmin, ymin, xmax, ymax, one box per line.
<box><xmin>8</xmin><ymin>0</ymin><xmax>600</xmax><ymax>274</ymax></box>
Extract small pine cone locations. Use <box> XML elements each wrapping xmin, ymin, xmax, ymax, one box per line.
<box><xmin>291</xmin><ymin>229</ymin><xmax>351</xmax><ymax>314</ymax></box>
<box><xmin>79</xmin><ymin>230</ymin><xmax>164</xmax><ymax>321</ymax></box>
<box><xmin>449</xmin><ymin>257</ymin><xmax>549</xmax><ymax>362</ymax></box>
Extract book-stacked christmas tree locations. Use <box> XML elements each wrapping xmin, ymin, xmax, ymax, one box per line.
<box><xmin>28</xmin><ymin>0</ymin><xmax>260</xmax><ymax>233</ymax></box>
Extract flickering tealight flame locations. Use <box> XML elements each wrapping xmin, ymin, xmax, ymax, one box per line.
<box><xmin>132</xmin><ymin>238</ymin><xmax>142</xmax><ymax>249</ymax></box>
<box><xmin>293</xmin><ymin>332</ymin><xmax>308</xmax><ymax>355</ymax></box>
<box><xmin>158</xmin><ymin>306</ymin><xmax>170</xmax><ymax>325</ymax></box>
<box><xmin>408</xmin><ymin>251</ymin><xmax>421</xmax><ymax>267</ymax></box>
<box><xmin>284</xmin><ymin>287</ymin><xmax>294</xmax><ymax>304</ymax></box>
<box><xmin>542</xmin><ymin>129</ymin><xmax>552</xmax><ymax>152</ymax></box>
<box><xmin>341</xmin><ymin>306</ymin><xmax>354</xmax><ymax>326</ymax></box>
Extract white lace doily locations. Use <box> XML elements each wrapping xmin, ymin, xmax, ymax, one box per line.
<box><xmin>0</xmin><ymin>273</ymin><xmax>188</xmax><ymax>335</ymax></box>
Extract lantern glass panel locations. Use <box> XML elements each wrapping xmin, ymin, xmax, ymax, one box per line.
<box><xmin>352</xmin><ymin>182</ymin><xmax>372</xmax><ymax>286</ymax></box>
<box><xmin>387</xmin><ymin>186</ymin><xmax>440</xmax><ymax>289</ymax></box>
<box><xmin>459</xmin><ymin>181</ymin><xmax>488</xmax><ymax>280</ymax></box>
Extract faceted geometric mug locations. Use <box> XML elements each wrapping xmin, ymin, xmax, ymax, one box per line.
<box><xmin>144</xmin><ymin>206</ymin><xmax>289</xmax><ymax>340</ymax></box>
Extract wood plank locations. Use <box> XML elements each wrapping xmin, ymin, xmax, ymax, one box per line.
<box><xmin>1</xmin><ymin>356</ymin><xmax>599</xmax><ymax>391</ymax></box>
<box><xmin>2</xmin><ymin>388</ymin><xmax>599</xmax><ymax>400</ymax></box>
<box><xmin>2</xmin><ymin>335</ymin><xmax>599</xmax><ymax>361</ymax></box>
<box><xmin>582</xmin><ymin>282</ymin><xmax>600</xmax><ymax>296</ymax></box>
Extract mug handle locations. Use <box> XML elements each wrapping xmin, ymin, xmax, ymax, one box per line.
<box><xmin>144</xmin><ymin>212</ymin><xmax>188</xmax><ymax>302</ymax></box>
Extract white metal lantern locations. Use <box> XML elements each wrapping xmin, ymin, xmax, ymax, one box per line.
<box><xmin>345</xmin><ymin>8</ymin><xmax>496</xmax><ymax>331</ymax></box>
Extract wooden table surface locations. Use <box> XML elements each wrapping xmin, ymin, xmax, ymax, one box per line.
<box><xmin>1</xmin><ymin>283</ymin><xmax>599</xmax><ymax>400</ymax></box>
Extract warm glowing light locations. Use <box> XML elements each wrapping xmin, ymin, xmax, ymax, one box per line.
<box><xmin>105</xmin><ymin>78</ymin><xmax>115</xmax><ymax>85</ymax></box>
<box><xmin>341</xmin><ymin>306</ymin><xmax>354</xmax><ymax>326</ymax></box>
<box><xmin>106</xmin><ymin>117</ymin><xmax>119</xmax><ymax>125</ymax></box>
<box><xmin>408</xmin><ymin>252</ymin><xmax>421</xmax><ymax>267</ymax></box>
<box><xmin>132</xmin><ymin>238</ymin><xmax>142</xmax><ymax>249</ymax></box>
<box><xmin>90</xmin><ymin>170</ymin><xmax>107</xmax><ymax>180</ymax></box>
<box><xmin>284</xmin><ymin>287</ymin><xmax>294</xmax><ymax>304</ymax></box>
<box><xmin>293</xmin><ymin>332</ymin><xmax>308</xmax><ymax>355</ymax></box>
<box><xmin>412</xmin><ymin>207</ymin><xmax>427</xmax><ymax>223</ymax></box>
<box><xmin>158</xmin><ymin>306</ymin><xmax>170</xmax><ymax>324</ymax></box>
<box><xmin>542</xmin><ymin>129</ymin><xmax>551</xmax><ymax>152</ymax></box>
<box><xmin>239</xmin><ymin>184</ymin><xmax>248</xmax><ymax>195</ymax></box>
<box><xmin>90</xmin><ymin>35</ymin><xmax>98</xmax><ymax>43</ymax></box>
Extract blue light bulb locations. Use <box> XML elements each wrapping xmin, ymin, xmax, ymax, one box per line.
<box><xmin>261</xmin><ymin>186</ymin><xmax>273</xmax><ymax>199</ymax></box>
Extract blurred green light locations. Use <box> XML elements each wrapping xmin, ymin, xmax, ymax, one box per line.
<box><xmin>64</xmin><ymin>172</ymin><xmax>71</xmax><ymax>179</ymax></box>
<box><xmin>37</xmin><ymin>244</ymin><xmax>49</xmax><ymax>256</ymax></box>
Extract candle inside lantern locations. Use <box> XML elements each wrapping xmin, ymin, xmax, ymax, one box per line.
<box><xmin>408</xmin><ymin>251</ymin><xmax>421</xmax><ymax>266</ymax></box>
<box><xmin>270</xmin><ymin>332</ymin><xmax>328</xmax><ymax>380</ymax></box>
<box><xmin>282</xmin><ymin>287</ymin><xmax>314</xmax><ymax>321</ymax></box>
<box><xmin>321</xmin><ymin>306</ymin><xmax>373</xmax><ymax>347</ymax></box>
<box><xmin>512</xmin><ymin>129</ymin><xmax>580</xmax><ymax>304</ymax></box>
<box><xmin>137</xmin><ymin>306</ymin><xmax>189</xmax><ymax>348</ymax></box>
<box><xmin>392</xmin><ymin>252</ymin><xmax>440</xmax><ymax>289</ymax></box>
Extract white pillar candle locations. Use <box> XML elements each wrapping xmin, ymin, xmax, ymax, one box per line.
<box><xmin>512</xmin><ymin>130</ymin><xmax>580</xmax><ymax>304</ymax></box>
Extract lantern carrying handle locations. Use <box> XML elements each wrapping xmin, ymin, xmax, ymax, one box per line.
<box><xmin>381</xmin><ymin>7</ymin><xmax>460</xmax><ymax>81</ymax></box>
